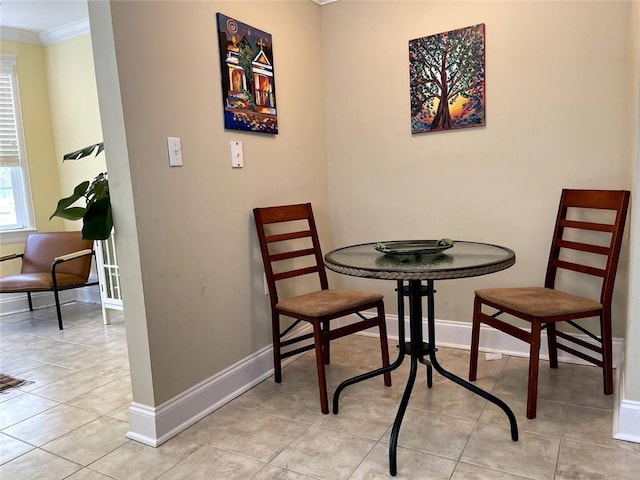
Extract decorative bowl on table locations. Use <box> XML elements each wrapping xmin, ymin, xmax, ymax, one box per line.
<box><xmin>374</xmin><ymin>239</ymin><xmax>454</xmax><ymax>257</ymax></box>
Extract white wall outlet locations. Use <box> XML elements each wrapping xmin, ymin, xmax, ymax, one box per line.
<box><xmin>230</xmin><ymin>140</ymin><xmax>243</xmax><ymax>168</ymax></box>
<box><xmin>167</xmin><ymin>137</ymin><xmax>182</xmax><ymax>167</ymax></box>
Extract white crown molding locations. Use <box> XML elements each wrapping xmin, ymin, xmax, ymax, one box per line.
<box><xmin>0</xmin><ymin>20</ymin><xmax>89</xmax><ymax>47</ymax></box>
<box><xmin>313</xmin><ymin>0</ymin><xmax>341</xmax><ymax>5</ymax></box>
<box><xmin>0</xmin><ymin>27</ymin><xmax>41</xmax><ymax>46</ymax></box>
<box><xmin>40</xmin><ymin>19</ymin><xmax>90</xmax><ymax>46</ymax></box>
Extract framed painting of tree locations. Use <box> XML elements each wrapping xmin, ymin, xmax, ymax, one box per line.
<box><xmin>216</xmin><ymin>13</ymin><xmax>278</xmax><ymax>134</ymax></box>
<box><xmin>409</xmin><ymin>24</ymin><xmax>485</xmax><ymax>134</ymax></box>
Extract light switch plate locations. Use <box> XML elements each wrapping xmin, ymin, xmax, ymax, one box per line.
<box><xmin>230</xmin><ymin>140</ymin><xmax>243</xmax><ymax>168</ymax></box>
<box><xmin>167</xmin><ymin>137</ymin><xmax>182</xmax><ymax>167</ymax></box>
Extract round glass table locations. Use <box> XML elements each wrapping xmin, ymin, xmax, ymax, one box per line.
<box><xmin>324</xmin><ymin>241</ymin><xmax>519</xmax><ymax>476</ymax></box>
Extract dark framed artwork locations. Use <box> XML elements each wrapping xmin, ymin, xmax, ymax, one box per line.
<box><xmin>409</xmin><ymin>23</ymin><xmax>485</xmax><ymax>134</ymax></box>
<box><xmin>216</xmin><ymin>13</ymin><xmax>278</xmax><ymax>134</ymax></box>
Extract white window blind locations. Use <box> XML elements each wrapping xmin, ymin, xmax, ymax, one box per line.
<box><xmin>0</xmin><ymin>57</ymin><xmax>20</xmax><ymax>167</ymax></box>
<box><xmin>0</xmin><ymin>54</ymin><xmax>35</xmax><ymax>238</ymax></box>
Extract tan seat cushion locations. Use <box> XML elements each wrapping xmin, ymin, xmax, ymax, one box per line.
<box><xmin>476</xmin><ymin>287</ymin><xmax>602</xmax><ymax>318</ymax></box>
<box><xmin>277</xmin><ymin>289</ymin><xmax>383</xmax><ymax>318</ymax></box>
<box><xmin>0</xmin><ymin>273</ymin><xmax>88</xmax><ymax>292</ymax></box>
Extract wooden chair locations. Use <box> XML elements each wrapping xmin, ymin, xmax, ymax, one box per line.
<box><xmin>469</xmin><ymin>189</ymin><xmax>630</xmax><ymax>418</ymax></box>
<box><xmin>0</xmin><ymin>231</ymin><xmax>97</xmax><ymax>330</ymax></box>
<box><xmin>253</xmin><ymin>203</ymin><xmax>391</xmax><ymax>414</ymax></box>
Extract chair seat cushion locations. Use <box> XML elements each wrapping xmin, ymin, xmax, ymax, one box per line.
<box><xmin>476</xmin><ymin>287</ymin><xmax>602</xmax><ymax>317</ymax></box>
<box><xmin>0</xmin><ymin>273</ymin><xmax>88</xmax><ymax>292</ymax></box>
<box><xmin>277</xmin><ymin>289</ymin><xmax>383</xmax><ymax>318</ymax></box>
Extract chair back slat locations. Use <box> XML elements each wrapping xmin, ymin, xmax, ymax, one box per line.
<box><xmin>559</xmin><ymin>219</ymin><xmax>615</xmax><ymax>233</ymax></box>
<box><xmin>274</xmin><ymin>266</ymin><xmax>321</xmax><ymax>282</ymax></box>
<box><xmin>254</xmin><ymin>203</ymin><xmax>329</xmax><ymax>305</ymax></box>
<box><xmin>265</xmin><ymin>230</ymin><xmax>312</xmax><ymax>244</ymax></box>
<box><xmin>255</xmin><ymin>203</ymin><xmax>312</xmax><ymax>224</ymax></box>
<box><xmin>22</xmin><ymin>232</ymin><xmax>93</xmax><ymax>280</ymax></box>
<box><xmin>545</xmin><ymin>189</ymin><xmax>630</xmax><ymax>305</ymax></box>
<box><xmin>561</xmin><ymin>188</ymin><xmax>628</xmax><ymax>209</ymax></box>
<box><xmin>550</xmin><ymin>259</ymin><xmax>606</xmax><ymax>278</ymax></box>
<box><xmin>269</xmin><ymin>248</ymin><xmax>316</xmax><ymax>263</ymax></box>
<box><xmin>556</xmin><ymin>239</ymin><xmax>610</xmax><ymax>256</ymax></box>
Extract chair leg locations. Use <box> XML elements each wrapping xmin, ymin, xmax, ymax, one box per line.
<box><xmin>600</xmin><ymin>310</ymin><xmax>614</xmax><ymax>395</ymax></box>
<box><xmin>312</xmin><ymin>321</ymin><xmax>329</xmax><ymax>414</ymax></box>
<box><xmin>547</xmin><ymin>322</ymin><xmax>559</xmax><ymax>369</ymax></box>
<box><xmin>526</xmin><ymin>320</ymin><xmax>542</xmax><ymax>419</ymax></box>
<box><xmin>377</xmin><ymin>303</ymin><xmax>392</xmax><ymax>387</ymax></box>
<box><xmin>469</xmin><ymin>296</ymin><xmax>482</xmax><ymax>382</ymax></box>
<box><xmin>53</xmin><ymin>289</ymin><xmax>64</xmax><ymax>330</ymax></box>
<box><xmin>27</xmin><ymin>292</ymin><xmax>33</xmax><ymax>311</ymax></box>
<box><xmin>272</xmin><ymin>313</ymin><xmax>282</xmax><ymax>383</ymax></box>
<box><xmin>322</xmin><ymin>320</ymin><xmax>331</xmax><ymax>365</ymax></box>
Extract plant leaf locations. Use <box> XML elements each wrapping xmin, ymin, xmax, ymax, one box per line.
<box><xmin>49</xmin><ymin>181</ymin><xmax>90</xmax><ymax>220</ymax></box>
<box><xmin>50</xmin><ymin>206</ymin><xmax>86</xmax><ymax>221</ymax></box>
<box><xmin>82</xmin><ymin>197</ymin><xmax>113</xmax><ymax>240</ymax></box>
<box><xmin>63</xmin><ymin>142</ymin><xmax>104</xmax><ymax>161</ymax></box>
<box><xmin>86</xmin><ymin>174</ymin><xmax>109</xmax><ymax>202</ymax></box>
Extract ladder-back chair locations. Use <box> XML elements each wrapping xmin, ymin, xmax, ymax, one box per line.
<box><xmin>253</xmin><ymin>203</ymin><xmax>391</xmax><ymax>414</ymax></box>
<box><xmin>469</xmin><ymin>189</ymin><xmax>630</xmax><ymax>418</ymax></box>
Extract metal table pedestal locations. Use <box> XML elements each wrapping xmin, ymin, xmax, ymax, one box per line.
<box><xmin>325</xmin><ymin>241</ymin><xmax>519</xmax><ymax>476</ymax></box>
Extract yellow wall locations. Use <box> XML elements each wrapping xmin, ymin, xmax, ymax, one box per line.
<box><xmin>45</xmin><ymin>34</ymin><xmax>105</xmax><ymax>231</ymax></box>
<box><xmin>0</xmin><ymin>41</ymin><xmax>63</xmax><ymax>273</ymax></box>
<box><xmin>0</xmin><ymin>34</ymin><xmax>104</xmax><ymax>275</ymax></box>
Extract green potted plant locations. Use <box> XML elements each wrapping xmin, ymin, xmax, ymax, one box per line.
<box><xmin>50</xmin><ymin>142</ymin><xmax>112</xmax><ymax>240</ymax></box>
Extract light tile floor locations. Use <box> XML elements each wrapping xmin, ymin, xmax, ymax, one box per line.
<box><xmin>1</xmin><ymin>302</ymin><xmax>640</xmax><ymax>479</ymax></box>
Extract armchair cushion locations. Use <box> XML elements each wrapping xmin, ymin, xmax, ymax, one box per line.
<box><xmin>0</xmin><ymin>273</ymin><xmax>90</xmax><ymax>292</ymax></box>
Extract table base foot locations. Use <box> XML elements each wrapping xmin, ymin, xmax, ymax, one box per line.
<box><xmin>332</xmin><ymin>351</ymin><xmax>403</xmax><ymax>415</ymax></box>
<box><xmin>333</xmin><ymin>278</ymin><xmax>518</xmax><ymax>477</ymax></box>
<box><xmin>431</xmin><ymin>355</ymin><xmax>519</xmax><ymax>441</ymax></box>
<box><xmin>389</xmin><ymin>354</ymin><xmax>418</xmax><ymax>476</ymax></box>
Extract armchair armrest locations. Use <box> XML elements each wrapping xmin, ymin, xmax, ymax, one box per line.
<box><xmin>54</xmin><ymin>249</ymin><xmax>93</xmax><ymax>263</ymax></box>
<box><xmin>0</xmin><ymin>252</ymin><xmax>23</xmax><ymax>262</ymax></box>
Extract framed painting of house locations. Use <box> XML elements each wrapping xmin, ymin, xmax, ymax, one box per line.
<box><xmin>216</xmin><ymin>13</ymin><xmax>278</xmax><ymax>134</ymax></box>
<box><xmin>409</xmin><ymin>23</ymin><xmax>485</xmax><ymax>134</ymax></box>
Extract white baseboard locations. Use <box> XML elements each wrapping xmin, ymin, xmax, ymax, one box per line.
<box><xmin>0</xmin><ymin>291</ymin><xmax>75</xmax><ymax>315</ymax></box>
<box><xmin>127</xmin><ymin>312</ymin><xmax>624</xmax><ymax>447</ymax></box>
<box><xmin>127</xmin><ymin>333</ymin><xmax>307</xmax><ymax>447</ymax></box>
<box><xmin>75</xmin><ymin>283</ymin><xmax>101</xmax><ymax>305</ymax></box>
<box><xmin>127</xmin><ymin>343</ymin><xmax>276</xmax><ymax>446</ymax></box>
<box><xmin>348</xmin><ymin>313</ymin><xmax>624</xmax><ymax>367</ymax></box>
<box><xmin>0</xmin><ymin>284</ymin><xmax>101</xmax><ymax>316</ymax></box>
<box><xmin>613</xmin><ymin>363</ymin><xmax>640</xmax><ymax>443</ymax></box>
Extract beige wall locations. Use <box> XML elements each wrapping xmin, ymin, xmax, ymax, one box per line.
<box><xmin>90</xmin><ymin>0</ymin><xmax>327</xmax><ymax>405</ymax></box>
<box><xmin>625</xmin><ymin>0</ymin><xmax>640</xmax><ymax>401</ymax></box>
<box><xmin>322</xmin><ymin>1</ymin><xmax>634</xmax><ymax>339</ymax></box>
<box><xmin>88</xmin><ymin>0</ymin><xmax>638</xmax><ymax>411</ymax></box>
<box><xmin>0</xmin><ymin>41</ymin><xmax>63</xmax><ymax>273</ymax></box>
<box><xmin>45</xmin><ymin>34</ymin><xmax>106</xmax><ymax>232</ymax></box>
